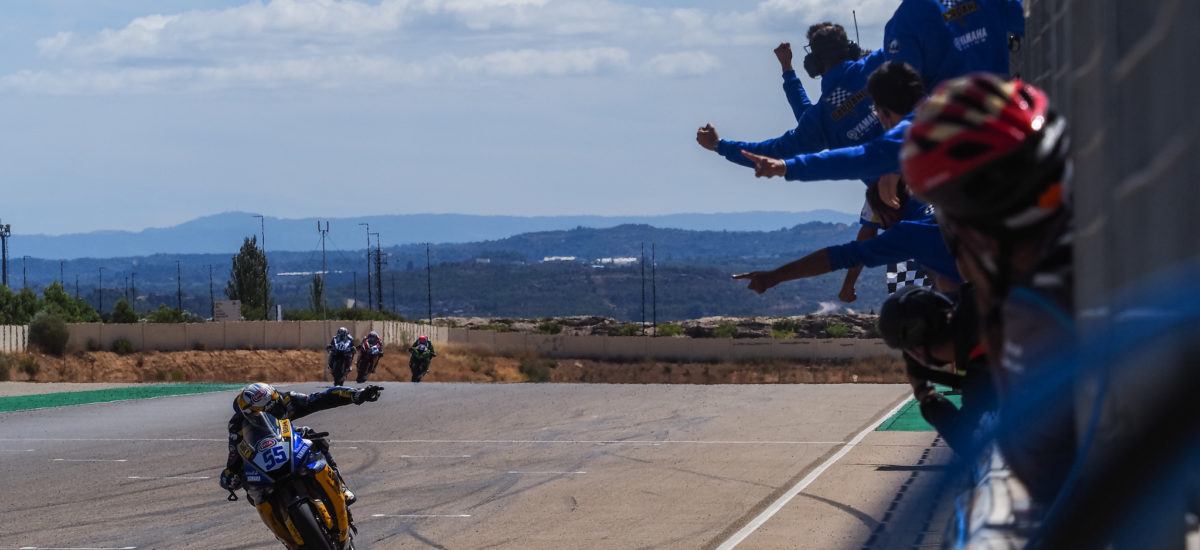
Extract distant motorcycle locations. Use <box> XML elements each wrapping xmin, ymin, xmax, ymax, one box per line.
<box><xmin>326</xmin><ymin>339</ymin><xmax>356</xmax><ymax>387</ymax></box>
<box><xmin>355</xmin><ymin>341</ymin><xmax>382</xmax><ymax>384</ymax></box>
<box><xmin>225</xmin><ymin>411</ymin><xmax>356</xmax><ymax>549</ymax></box>
<box><xmin>409</xmin><ymin>342</ymin><xmax>435</xmax><ymax>383</ymax></box>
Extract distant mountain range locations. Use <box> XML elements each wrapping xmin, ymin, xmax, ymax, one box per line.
<box><xmin>4</xmin><ymin>218</ymin><xmax>889</xmax><ymax>320</ymax></box>
<box><xmin>8</xmin><ymin>210</ymin><xmax>857</xmax><ymax>260</ymax></box>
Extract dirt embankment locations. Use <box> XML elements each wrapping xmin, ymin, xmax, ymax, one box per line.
<box><xmin>0</xmin><ymin>344</ymin><xmax>906</xmax><ymax>385</ymax></box>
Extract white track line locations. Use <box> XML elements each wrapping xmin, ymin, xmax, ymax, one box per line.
<box><xmin>0</xmin><ymin>449</ymin><xmax>35</xmax><ymax>452</ymax></box>
<box><xmin>19</xmin><ymin>547</ymin><xmax>136</xmax><ymax>549</ymax></box>
<box><xmin>127</xmin><ymin>476</ymin><xmax>209</xmax><ymax>480</ymax></box>
<box><xmin>53</xmin><ymin>459</ymin><xmax>128</xmax><ymax>462</ymax></box>
<box><xmin>506</xmin><ymin>471</ymin><xmax>586</xmax><ymax>475</ymax></box>
<box><xmin>371</xmin><ymin>514</ymin><xmax>471</xmax><ymax>518</ymax></box>
<box><xmin>399</xmin><ymin>455</ymin><xmax>472</xmax><ymax>458</ymax></box>
<box><xmin>715</xmin><ymin>397</ymin><xmax>913</xmax><ymax>550</ymax></box>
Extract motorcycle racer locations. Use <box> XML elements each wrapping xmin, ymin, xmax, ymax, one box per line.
<box><xmin>355</xmin><ymin>331</ymin><xmax>383</xmax><ymax>384</ymax></box>
<box><xmin>408</xmin><ymin>335</ymin><xmax>437</xmax><ymax>383</ymax></box>
<box><xmin>219</xmin><ymin>382</ymin><xmax>383</xmax><ymax>504</ymax></box>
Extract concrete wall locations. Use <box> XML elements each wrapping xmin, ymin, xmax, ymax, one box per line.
<box><xmin>61</xmin><ymin>321</ymin><xmax>447</xmax><ymax>353</ymax></box>
<box><xmin>37</xmin><ymin>321</ymin><xmax>888</xmax><ymax>362</ymax></box>
<box><xmin>0</xmin><ymin>325</ymin><xmax>27</xmax><ymax>353</ymax></box>
<box><xmin>443</xmin><ymin>329</ymin><xmax>898</xmax><ymax>363</ymax></box>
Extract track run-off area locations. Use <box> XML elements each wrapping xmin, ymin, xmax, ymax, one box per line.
<box><xmin>0</xmin><ymin>382</ymin><xmax>956</xmax><ymax>549</ymax></box>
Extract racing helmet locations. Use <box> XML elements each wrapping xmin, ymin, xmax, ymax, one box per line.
<box><xmin>337</xmin><ymin>327</ymin><xmax>349</xmax><ymax>339</ymax></box>
<box><xmin>901</xmin><ymin>73</ymin><xmax>1069</xmax><ymax>233</ymax></box>
<box><xmin>235</xmin><ymin>382</ymin><xmax>280</xmax><ymax>415</ymax></box>
<box><xmin>417</xmin><ymin>334</ymin><xmax>428</xmax><ymax>342</ymax></box>
<box><xmin>877</xmin><ymin>286</ymin><xmax>954</xmax><ymax>351</ymax></box>
<box><xmin>368</xmin><ymin>330</ymin><xmax>379</xmax><ymax>339</ymax></box>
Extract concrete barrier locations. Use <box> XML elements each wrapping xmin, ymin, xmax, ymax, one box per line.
<box><xmin>0</xmin><ymin>325</ymin><xmax>27</xmax><ymax>353</ymax></box>
<box><xmin>45</xmin><ymin>321</ymin><xmax>893</xmax><ymax>363</ymax></box>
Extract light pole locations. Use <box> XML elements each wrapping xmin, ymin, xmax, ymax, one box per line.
<box><xmin>22</xmin><ymin>255</ymin><xmax>29</xmax><ymax>289</ymax></box>
<box><xmin>253</xmin><ymin>214</ymin><xmax>267</xmax><ymax>320</ymax></box>
<box><xmin>358</xmin><ymin>223</ymin><xmax>371</xmax><ymax>310</ymax></box>
<box><xmin>98</xmin><ymin>267</ymin><xmax>104</xmax><ymax>315</ymax></box>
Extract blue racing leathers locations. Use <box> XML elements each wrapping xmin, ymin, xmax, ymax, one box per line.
<box><xmin>824</xmin><ymin>201</ymin><xmax>963</xmax><ymax>283</ymax></box>
<box><xmin>716</xmin><ymin>50</ymin><xmax>887</xmax><ymax>170</ymax></box>
<box><xmin>783</xmin><ymin>116</ymin><xmax>912</xmax><ymax>182</ymax></box>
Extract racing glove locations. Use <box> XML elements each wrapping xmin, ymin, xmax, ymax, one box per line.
<box><xmin>220</xmin><ymin>468</ymin><xmax>243</xmax><ymax>491</ymax></box>
<box><xmin>354</xmin><ymin>385</ymin><xmax>384</xmax><ymax>404</ymax></box>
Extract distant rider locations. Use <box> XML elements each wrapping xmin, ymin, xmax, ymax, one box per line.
<box><xmin>408</xmin><ymin>335</ymin><xmax>436</xmax><ymax>383</ymax></box>
<box><xmin>219</xmin><ymin>382</ymin><xmax>383</xmax><ymax>504</ymax></box>
<box><xmin>326</xmin><ymin>327</ymin><xmax>356</xmax><ymax>381</ymax></box>
<box><xmin>356</xmin><ymin>330</ymin><xmax>384</xmax><ymax>384</ymax></box>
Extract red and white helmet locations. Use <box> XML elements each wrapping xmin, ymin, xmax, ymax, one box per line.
<box><xmin>417</xmin><ymin>335</ymin><xmax>428</xmax><ymax>343</ymax></box>
<box><xmin>901</xmin><ymin>73</ymin><xmax>1069</xmax><ymax>233</ymax></box>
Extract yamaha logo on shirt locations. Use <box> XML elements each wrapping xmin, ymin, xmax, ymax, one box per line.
<box><xmin>888</xmin><ymin>39</ymin><xmax>900</xmax><ymax>54</ymax></box>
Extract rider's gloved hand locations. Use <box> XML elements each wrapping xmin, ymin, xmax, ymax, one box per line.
<box><xmin>354</xmin><ymin>385</ymin><xmax>384</xmax><ymax>404</ymax></box>
<box><xmin>220</xmin><ymin>468</ymin><xmax>243</xmax><ymax>491</ymax></box>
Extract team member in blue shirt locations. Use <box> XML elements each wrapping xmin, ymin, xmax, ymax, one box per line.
<box><xmin>739</xmin><ymin>62</ymin><xmax>922</xmax><ymax>195</ymax></box>
<box><xmin>696</xmin><ymin>23</ymin><xmax>884</xmax><ymax>166</ymax></box>
<box><xmin>732</xmin><ymin>181</ymin><xmax>961</xmax><ymax>294</ymax></box>
<box><xmin>883</xmin><ymin>0</ymin><xmax>1025</xmax><ymax>91</ymax></box>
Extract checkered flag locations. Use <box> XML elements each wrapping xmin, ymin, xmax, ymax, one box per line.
<box><xmin>887</xmin><ymin>260</ymin><xmax>934</xmax><ymax>294</ymax></box>
<box><xmin>940</xmin><ymin>0</ymin><xmax>958</xmax><ymax>8</ymax></box>
<box><xmin>826</xmin><ymin>87</ymin><xmax>851</xmax><ymax>107</ymax></box>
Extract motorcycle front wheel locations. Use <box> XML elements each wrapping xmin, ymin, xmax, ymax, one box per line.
<box><xmin>287</xmin><ymin>501</ymin><xmax>335</xmax><ymax>550</ymax></box>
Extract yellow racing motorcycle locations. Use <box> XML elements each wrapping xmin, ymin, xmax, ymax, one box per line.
<box><xmin>225</xmin><ymin>411</ymin><xmax>355</xmax><ymax>549</ymax></box>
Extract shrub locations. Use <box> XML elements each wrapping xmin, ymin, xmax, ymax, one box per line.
<box><xmin>536</xmin><ymin>320</ymin><xmax>562</xmax><ymax>335</ymax></box>
<box><xmin>480</xmin><ymin>323</ymin><xmax>511</xmax><ymax>333</ymax></box>
<box><xmin>771</xmin><ymin>328</ymin><xmax>794</xmax><ymax>340</ymax></box>
<box><xmin>0</xmin><ymin>354</ymin><xmax>10</xmax><ymax>381</ymax></box>
<box><xmin>518</xmin><ymin>356</ymin><xmax>555</xmax><ymax>382</ymax></box>
<box><xmin>171</xmin><ymin>370</ymin><xmax>185</xmax><ymax>382</ymax></box>
<box><xmin>29</xmin><ymin>312</ymin><xmax>70</xmax><ymax>356</ymax></box>
<box><xmin>111</xmin><ymin>338</ymin><xmax>136</xmax><ymax>355</ymax></box>
<box><xmin>614</xmin><ymin>323</ymin><xmax>641</xmax><ymax>337</ymax></box>
<box><xmin>85</xmin><ymin>338</ymin><xmax>102</xmax><ymax>352</ymax></box>
<box><xmin>712</xmin><ymin>321</ymin><xmax>738</xmax><ymax>339</ymax></box>
<box><xmin>656</xmin><ymin>323</ymin><xmax>684</xmax><ymax>337</ymax></box>
<box><xmin>154</xmin><ymin>369</ymin><xmax>168</xmax><ymax>381</ymax></box>
<box><xmin>18</xmin><ymin>356</ymin><xmax>39</xmax><ymax>379</ymax></box>
<box><xmin>110</xmin><ymin>299</ymin><xmax>138</xmax><ymax>323</ymax></box>
<box><xmin>824</xmin><ymin>323</ymin><xmax>852</xmax><ymax>338</ymax></box>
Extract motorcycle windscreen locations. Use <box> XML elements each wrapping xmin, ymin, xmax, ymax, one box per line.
<box><xmin>242</xmin><ymin>411</ymin><xmax>290</xmax><ymax>480</ymax></box>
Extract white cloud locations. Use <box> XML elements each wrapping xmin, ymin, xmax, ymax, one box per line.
<box><xmin>454</xmin><ymin>47</ymin><xmax>630</xmax><ymax>76</ymax></box>
<box><xmin>644</xmin><ymin>51</ymin><xmax>720</xmax><ymax>77</ymax></box>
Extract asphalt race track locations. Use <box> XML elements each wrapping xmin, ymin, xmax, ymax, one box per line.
<box><xmin>0</xmin><ymin>383</ymin><xmax>956</xmax><ymax>549</ymax></box>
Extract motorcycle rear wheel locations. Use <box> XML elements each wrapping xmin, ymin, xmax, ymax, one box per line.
<box><xmin>287</xmin><ymin>501</ymin><xmax>335</xmax><ymax>550</ymax></box>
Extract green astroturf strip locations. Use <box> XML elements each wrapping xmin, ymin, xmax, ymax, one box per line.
<box><xmin>876</xmin><ymin>388</ymin><xmax>963</xmax><ymax>431</ymax></box>
<box><xmin>0</xmin><ymin>383</ymin><xmax>245</xmax><ymax>412</ymax></box>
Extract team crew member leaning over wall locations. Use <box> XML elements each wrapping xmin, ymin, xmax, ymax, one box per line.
<box><xmin>877</xmin><ymin>285</ymin><xmax>996</xmax><ymax>455</ymax></box>
<box><xmin>696</xmin><ymin>23</ymin><xmax>884</xmax><ymax>168</ymax></box>
<box><xmin>738</xmin><ymin>61</ymin><xmax>925</xmax><ymax>209</ymax></box>
<box><xmin>732</xmin><ymin>180</ymin><xmax>962</xmax><ymax>295</ymax></box>
<box><xmin>901</xmin><ymin>73</ymin><xmax>1075</xmax><ymax>508</ymax></box>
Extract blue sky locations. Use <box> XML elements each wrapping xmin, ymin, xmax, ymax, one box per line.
<box><xmin>0</xmin><ymin>0</ymin><xmax>892</xmax><ymax>236</ymax></box>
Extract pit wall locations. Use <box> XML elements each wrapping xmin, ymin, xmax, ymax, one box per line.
<box><xmin>0</xmin><ymin>322</ymin><xmax>898</xmax><ymax>362</ymax></box>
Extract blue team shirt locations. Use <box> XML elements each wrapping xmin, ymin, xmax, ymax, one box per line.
<box><xmin>782</xmin><ymin>116</ymin><xmax>912</xmax><ymax>182</ymax></box>
<box><xmin>884</xmin><ymin>0</ymin><xmax>1021</xmax><ymax>90</ymax></box>
<box><xmin>715</xmin><ymin>50</ymin><xmax>887</xmax><ymax>169</ymax></box>
<box><xmin>826</xmin><ymin>200</ymin><xmax>962</xmax><ymax>282</ymax></box>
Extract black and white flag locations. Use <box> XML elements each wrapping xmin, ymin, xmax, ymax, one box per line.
<box><xmin>886</xmin><ymin>260</ymin><xmax>934</xmax><ymax>294</ymax></box>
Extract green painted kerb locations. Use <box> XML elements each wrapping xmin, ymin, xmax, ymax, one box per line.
<box><xmin>0</xmin><ymin>383</ymin><xmax>244</xmax><ymax>413</ymax></box>
<box><xmin>876</xmin><ymin>390</ymin><xmax>963</xmax><ymax>431</ymax></box>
